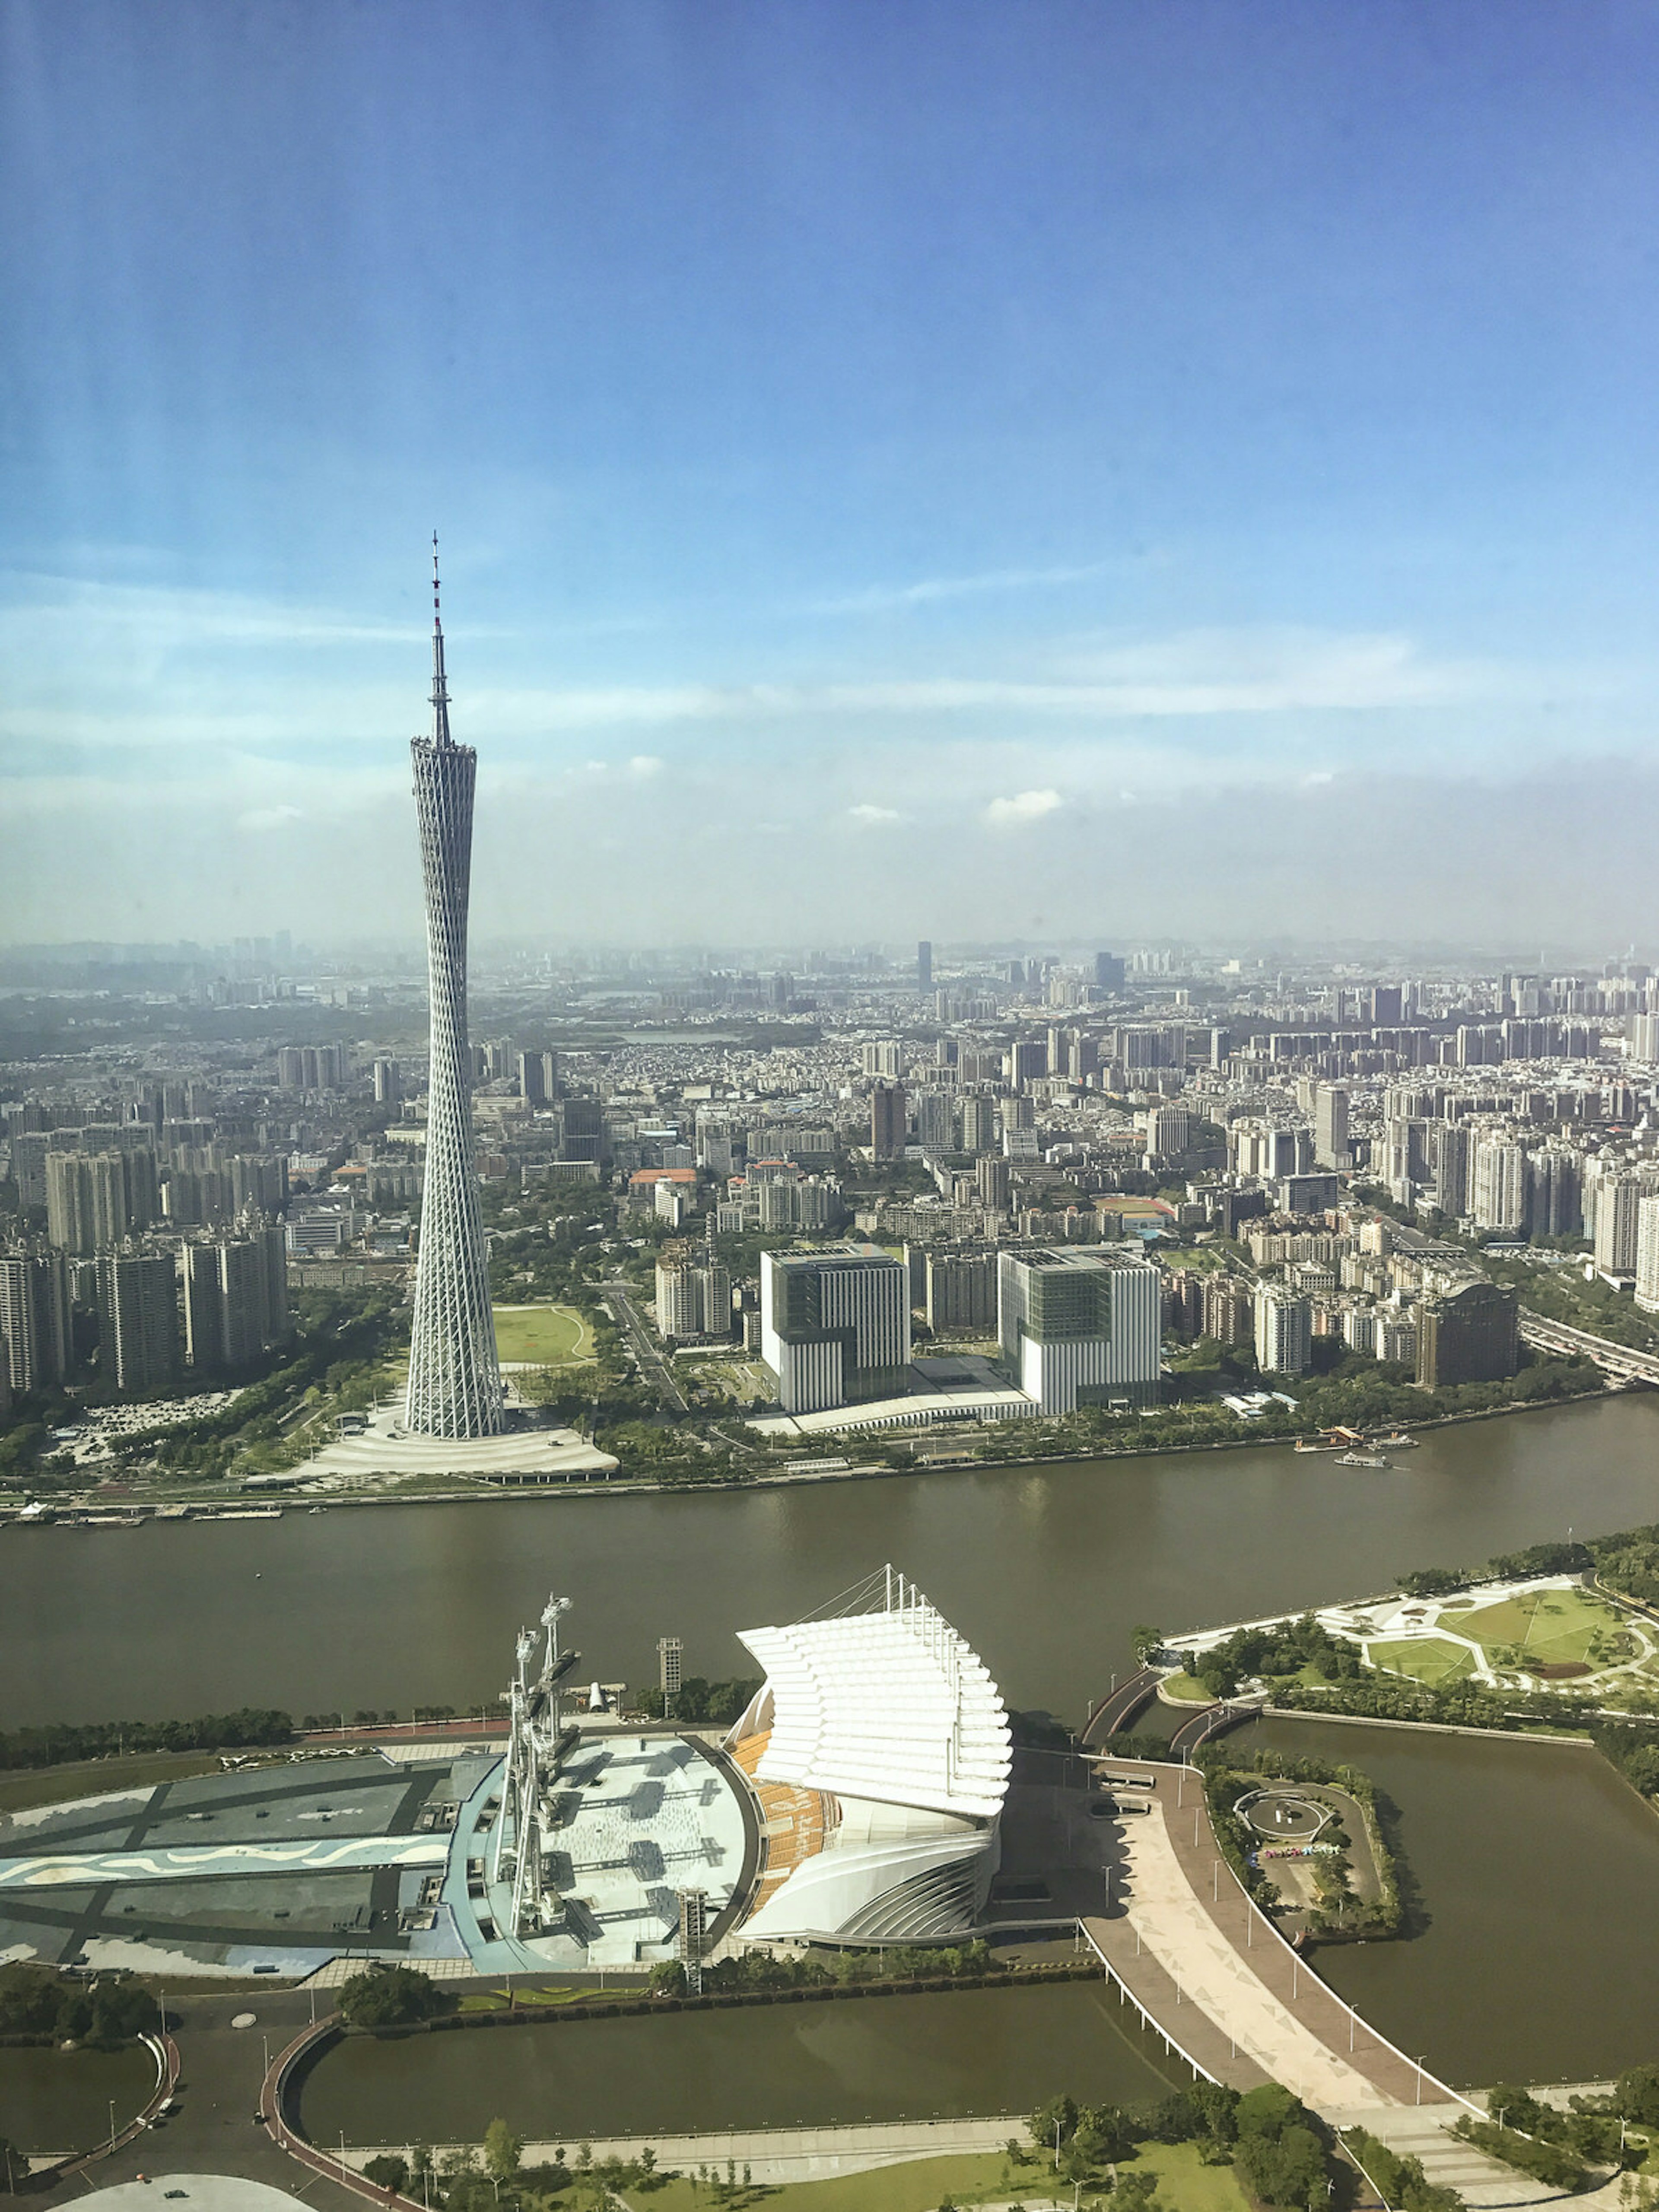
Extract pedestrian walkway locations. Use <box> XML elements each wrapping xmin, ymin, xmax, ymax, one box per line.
<box><xmin>345</xmin><ymin>2116</ymin><xmax>1027</xmax><ymax>2186</ymax></box>
<box><xmin>1327</xmin><ymin>2104</ymin><xmax>1561</xmax><ymax>2210</ymax></box>
<box><xmin>1092</xmin><ymin>1764</ymin><xmax>1567</xmax><ymax>2204</ymax></box>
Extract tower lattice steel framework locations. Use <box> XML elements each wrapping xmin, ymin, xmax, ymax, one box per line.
<box><xmin>404</xmin><ymin>542</ymin><xmax>505</xmax><ymax>1437</ymax></box>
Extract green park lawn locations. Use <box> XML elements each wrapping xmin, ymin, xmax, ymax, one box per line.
<box><xmin>491</xmin><ymin>1303</ymin><xmax>596</xmax><ymax>1367</ymax></box>
<box><xmin>1163</xmin><ymin>1672</ymin><xmax>1215</xmax><ymax>1701</ymax></box>
<box><xmin>637</xmin><ymin>2142</ymin><xmax>1250</xmax><ymax>2212</ymax></box>
<box><xmin>1366</xmin><ymin>1635</ymin><xmax>1478</xmax><ymax>1686</ymax></box>
<box><xmin>1457</xmin><ymin>1586</ymin><xmax>1617</xmax><ymax>1667</ymax></box>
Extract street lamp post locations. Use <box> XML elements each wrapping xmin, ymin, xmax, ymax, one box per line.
<box><xmin>1415</xmin><ymin>2058</ymin><xmax>1426</xmax><ymax>2106</ymax></box>
<box><xmin>108</xmin><ymin>2099</ymin><xmax>116</xmax><ymax>2155</ymax></box>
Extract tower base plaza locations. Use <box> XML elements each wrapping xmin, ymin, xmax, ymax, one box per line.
<box><xmin>292</xmin><ymin>1402</ymin><xmax>618</xmax><ymax>1490</ymax></box>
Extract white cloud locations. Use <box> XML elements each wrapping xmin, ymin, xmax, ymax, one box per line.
<box><xmin>847</xmin><ymin>802</ymin><xmax>902</xmax><ymax>824</ymax></box>
<box><xmin>814</xmin><ymin>561</ymin><xmax>1112</xmax><ymax>616</ymax></box>
<box><xmin>627</xmin><ymin>754</ymin><xmax>664</xmax><ymax>779</ymax></box>
<box><xmin>985</xmin><ymin>788</ymin><xmax>1064</xmax><ymax>828</ymax></box>
<box><xmin>237</xmin><ymin>802</ymin><xmax>305</xmax><ymax>832</ymax></box>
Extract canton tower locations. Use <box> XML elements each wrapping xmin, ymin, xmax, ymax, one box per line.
<box><xmin>405</xmin><ymin>543</ymin><xmax>505</xmax><ymax>1438</ymax></box>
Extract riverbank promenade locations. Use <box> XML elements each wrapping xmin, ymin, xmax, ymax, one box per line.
<box><xmin>1091</xmin><ymin>1762</ymin><xmax>1558</xmax><ymax>2207</ymax></box>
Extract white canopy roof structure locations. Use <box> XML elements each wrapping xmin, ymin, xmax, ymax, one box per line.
<box><xmin>737</xmin><ymin>1569</ymin><xmax>1012</xmax><ymax>1821</ymax></box>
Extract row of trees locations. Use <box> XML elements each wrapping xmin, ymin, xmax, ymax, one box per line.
<box><xmin>645</xmin><ymin>1939</ymin><xmax>997</xmax><ymax>1998</ymax></box>
<box><xmin>362</xmin><ymin>2126</ymin><xmax>676</xmax><ymax>2212</ymax></box>
<box><xmin>1025</xmin><ymin>2079</ymin><xmax>1365</xmax><ymax>2212</ymax></box>
<box><xmin>0</xmin><ymin>1705</ymin><xmax>292</xmax><ymax>1774</ymax></box>
<box><xmin>0</xmin><ymin>1964</ymin><xmax>157</xmax><ymax>2048</ymax></box>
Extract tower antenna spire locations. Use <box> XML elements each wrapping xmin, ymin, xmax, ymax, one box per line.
<box><xmin>430</xmin><ymin>532</ymin><xmax>452</xmax><ymax>747</ymax></box>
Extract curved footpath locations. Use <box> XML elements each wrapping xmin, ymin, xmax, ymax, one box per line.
<box><xmin>1086</xmin><ymin>1762</ymin><xmax>1561</xmax><ymax>2209</ymax></box>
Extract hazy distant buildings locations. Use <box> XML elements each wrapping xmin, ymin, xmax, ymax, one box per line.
<box><xmin>916</xmin><ymin>941</ymin><xmax>933</xmax><ymax>992</ymax></box>
<box><xmin>760</xmin><ymin>1246</ymin><xmax>911</xmax><ymax>1414</ymax></box>
<box><xmin>276</xmin><ymin>1045</ymin><xmax>346</xmax><ymax>1091</ymax></box>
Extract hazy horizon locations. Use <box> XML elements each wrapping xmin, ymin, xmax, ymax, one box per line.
<box><xmin>6</xmin><ymin>3</ymin><xmax>1659</xmax><ymax>949</ymax></box>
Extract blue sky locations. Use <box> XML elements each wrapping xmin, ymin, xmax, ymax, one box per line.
<box><xmin>5</xmin><ymin>0</ymin><xmax>1659</xmax><ymax>949</ymax></box>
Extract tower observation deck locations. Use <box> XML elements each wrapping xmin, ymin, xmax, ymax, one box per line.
<box><xmin>405</xmin><ymin>543</ymin><xmax>505</xmax><ymax>1438</ymax></box>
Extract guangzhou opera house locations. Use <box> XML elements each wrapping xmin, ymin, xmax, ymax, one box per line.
<box><xmin>728</xmin><ymin>1569</ymin><xmax>1013</xmax><ymax>1944</ymax></box>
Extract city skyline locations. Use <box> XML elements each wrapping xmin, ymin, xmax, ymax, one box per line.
<box><xmin>6</xmin><ymin>5</ymin><xmax>1659</xmax><ymax>946</ymax></box>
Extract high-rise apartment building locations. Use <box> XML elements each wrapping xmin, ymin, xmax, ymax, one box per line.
<box><xmin>0</xmin><ymin>1252</ymin><xmax>72</xmax><ymax>1395</ymax></box>
<box><xmin>403</xmin><ymin>554</ymin><xmax>505</xmax><ymax>1440</ymax></box>
<box><xmin>997</xmin><ymin>1247</ymin><xmax>1161</xmax><ymax>1413</ymax></box>
<box><xmin>1636</xmin><ymin>1194</ymin><xmax>1659</xmax><ymax>1316</ymax></box>
<box><xmin>861</xmin><ymin>1041</ymin><xmax>903</xmax><ymax>1079</ymax></box>
<box><xmin>960</xmin><ymin>1095</ymin><xmax>997</xmax><ymax>1155</ymax></box>
<box><xmin>1594</xmin><ymin>1173</ymin><xmax>1644</xmax><ymax>1278</ymax></box>
<box><xmin>976</xmin><ymin>1154</ymin><xmax>1011</xmax><ymax>1212</ymax></box>
<box><xmin>372</xmin><ymin>1057</ymin><xmax>403</xmax><ymax>1107</ymax></box>
<box><xmin>913</xmin><ymin>1090</ymin><xmax>954</xmax><ymax>1152</ymax></box>
<box><xmin>1253</xmin><ymin>1285</ymin><xmax>1312</xmax><ymax>1377</ymax></box>
<box><xmin>518</xmin><ymin>1049</ymin><xmax>559</xmax><ymax>1107</ymax></box>
<box><xmin>1202</xmin><ymin>1274</ymin><xmax>1253</xmax><ymax>1347</ymax></box>
<box><xmin>916</xmin><ymin>941</ymin><xmax>933</xmax><ymax>992</ymax></box>
<box><xmin>924</xmin><ymin>1246</ymin><xmax>998</xmax><ymax>1333</ymax></box>
<box><xmin>276</xmin><ymin>1045</ymin><xmax>347</xmax><ymax>1092</ymax></box>
<box><xmin>45</xmin><ymin>1149</ymin><xmax>158</xmax><ymax>1254</ymax></box>
<box><xmin>760</xmin><ymin>1246</ymin><xmax>911</xmax><ymax>1413</ymax></box>
<box><xmin>1471</xmin><ymin>1132</ymin><xmax>1527</xmax><ymax>1234</ymax></box>
<box><xmin>97</xmin><ymin>1250</ymin><xmax>182</xmax><ymax>1394</ymax></box>
<box><xmin>870</xmin><ymin>1082</ymin><xmax>907</xmax><ymax>1159</ymax></box>
<box><xmin>1313</xmin><ymin>1086</ymin><xmax>1350</xmax><ymax>1171</ymax></box>
<box><xmin>181</xmin><ymin>1224</ymin><xmax>290</xmax><ymax>1371</ymax></box>
<box><xmin>654</xmin><ymin>1255</ymin><xmax>732</xmax><ymax>1342</ymax></box>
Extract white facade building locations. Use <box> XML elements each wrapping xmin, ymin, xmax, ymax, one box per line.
<box><xmin>1254</xmin><ymin>1284</ymin><xmax>1312</xmax><ymax>1376</ymax></box>
<box><xmin>1636</xmin><ymin>1193</ymin><xmax>1659</xmax><ymax>1315</ymax></box>
<box><xmin>996</xmin><ymin>1246</ymin><xmax>1161</xmax><ymax>1414</ymax></box>
<box><xmin>728</xmin><ymin>1569</ymin><xmax>1011</xmax><ymax>1945</ymax></box>
<box><xmin>760</xmin><ymin>1246</ymin><xmax>911</xmax><ymax>1414</ymax></box>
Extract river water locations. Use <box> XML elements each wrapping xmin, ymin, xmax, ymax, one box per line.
<box><xmin>300</xmin><ymin>1981</ymin><xmax>1184</xmax><ymax>2146</ymax></box>
<box><xmin>7</xmin><ymin>1395</ymin><xmax>1659</xmax><ymax>1729</ymax></box>
<box><xmin>3</xmin><ymin>2044</ymin><xmax>154</xmax><ymax>2155</ymax></box>
<box><xmin>5</xmin><ymin>1393</ymin><xmax>1659</xmax><ymax>2087</ymax></box>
